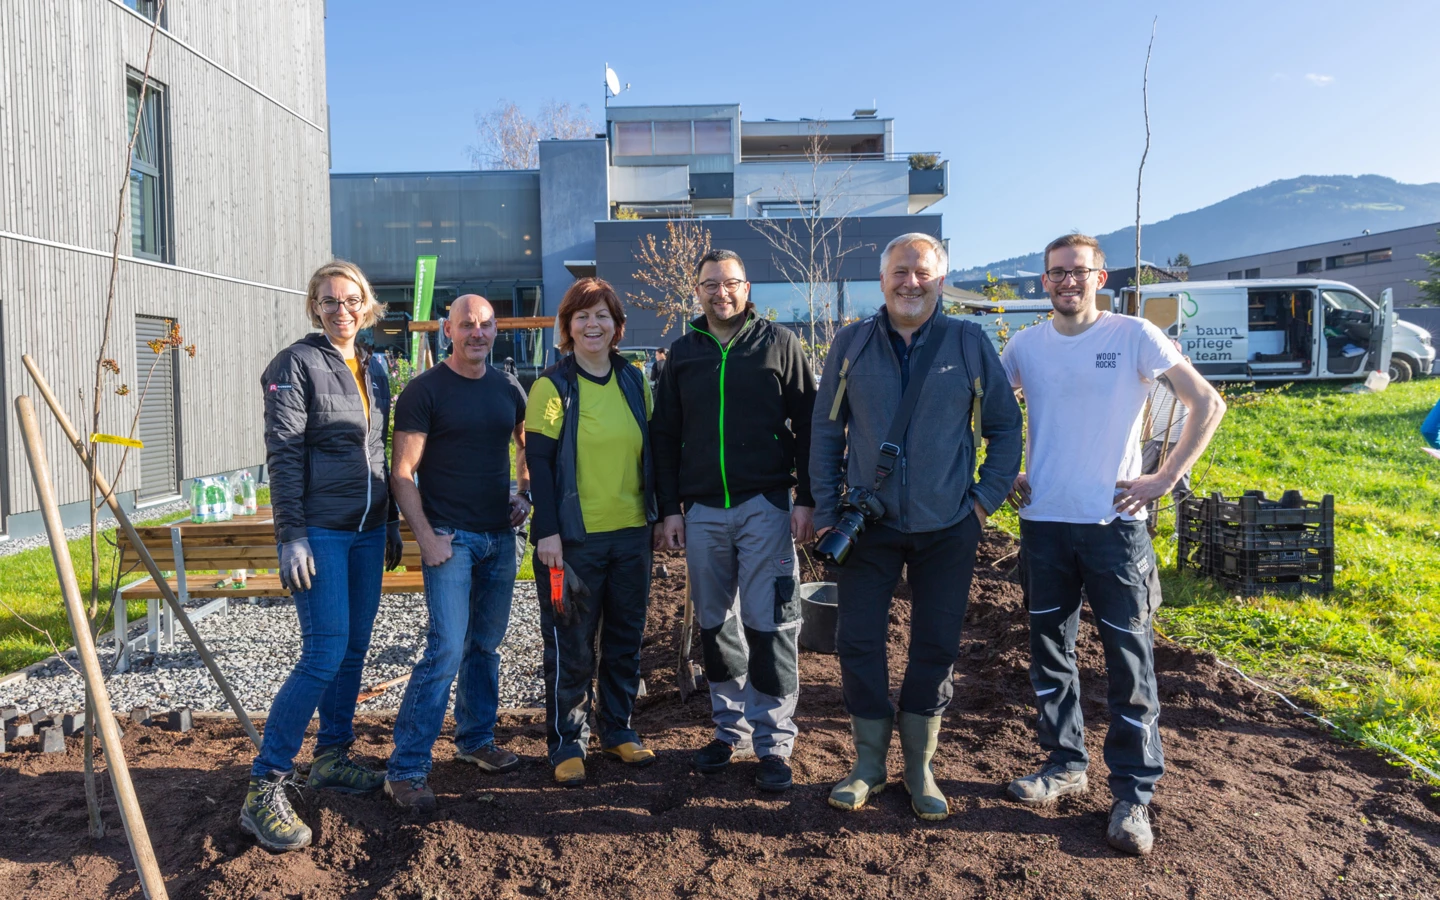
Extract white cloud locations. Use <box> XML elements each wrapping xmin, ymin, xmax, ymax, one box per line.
<box><xmin>1305</xmin><ymin>73</ymin><xmax>1335</xmax><ymax>87</ymax></box>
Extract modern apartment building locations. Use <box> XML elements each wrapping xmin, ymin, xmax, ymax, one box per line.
<box><xmin>0</xmin><ymin>1</ymin><xmax>331</xmax><ymax>540</ymax></box>
<box><xmin>331</xmin><ymin>103</ymin><xmax>948</xmax><ymax>349</ymax></box>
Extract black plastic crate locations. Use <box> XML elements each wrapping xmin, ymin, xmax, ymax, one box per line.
<box><xmin>1175</xmin><ymin>490</ymin><xmax>1335</xmax><ymax>596</ymax></box>
<box><xmin>1175</xmin><ymin>495</ymin><xmax>1211</xmax><ymax>577</ymax></box>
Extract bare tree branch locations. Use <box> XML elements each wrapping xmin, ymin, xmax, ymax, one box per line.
<box><xmin>749</xmin><ymin>126</ymin><xmax>873</xmax><ymax>367</ymax></box>
<box><xmin>1135</xmin><ymin>17</ymin><xmax>1156</xmax><ymax>276</ymax></box>
<box><xmin>470</xmin><ymin>99</ymin><xmax>596</xmax><ymax>170</ymax></box>
<box><xmin>625</xmin><ymin>219</ymin><xmax>712</xmax><ymax>336</ymax></box>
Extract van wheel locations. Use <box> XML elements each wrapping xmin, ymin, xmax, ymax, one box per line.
<box><xmin>1387</xmin><ymin>357</ymin><xmax>1413</xmax><ymax>383</ymax></box>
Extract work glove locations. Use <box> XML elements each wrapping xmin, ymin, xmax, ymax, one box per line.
<box><xmin>547</xmin><ymin>562</ymin><xmax>590</xmax><ymax>627</ymax></box>
<box><xmin>385</xmin><ymin>521</ymin><xmax>404</xmax><ymax>571</ymax></box>
<box><xmin>278</xmin><ymin>537</ymin><xmax>315</xmax><ymax>592</ymax></box>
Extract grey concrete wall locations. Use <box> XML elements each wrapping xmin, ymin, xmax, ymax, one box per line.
<box><xmin>597</xmin><ymin>214</ymin><xmax>941</xmax><ymax>346</ymax></box>
<box><xmin>1189</xmin><ymin>222</ymin><xmax>1439</xmax><ymax>308</ymax></box>
<box><xmin>539</xmin><ymin>139</ymin><xmax>610</xmax><ymax>338</ymax></box>
<box><xmin>1</xmin><ymin>0</ymin><xmax>327</xmax><ymax>536</ymax></box>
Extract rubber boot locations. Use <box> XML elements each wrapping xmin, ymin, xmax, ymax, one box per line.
<box><xmin>897</xmin><ymin>711</ymin><xmax>948</xmax><ymax>821</ymax></box>
<box><xmin>828</xmin><ymin>716</ymin><xmax>893</xmax><ymax>811</ymax></box>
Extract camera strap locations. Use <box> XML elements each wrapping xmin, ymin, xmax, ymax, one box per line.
<box><xmin>873</xmin><ymin>313</ymin><xmax>950</xmax><ymax>490</ymax></box>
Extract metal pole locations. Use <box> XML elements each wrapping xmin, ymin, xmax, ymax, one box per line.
<box><xmin>21</xmin><ymin>354</ymin><xmax>262</xmax><ymax>749</ymax></box>
<box><xmin>16</xmin><ymin>396</ymin><xmax>169</xmax><ymax>900</ymax></box>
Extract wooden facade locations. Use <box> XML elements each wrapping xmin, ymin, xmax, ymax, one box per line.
<box><xmin>0</xmin><ymin>0</ymin><xmax>330</xmax><ymax>534</ymax></box>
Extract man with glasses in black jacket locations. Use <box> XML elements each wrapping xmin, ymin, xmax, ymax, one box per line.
<box><xmin>651</xmin><ymin>249</ymin><xmax>817</xmax><ymax>793</ymax></box>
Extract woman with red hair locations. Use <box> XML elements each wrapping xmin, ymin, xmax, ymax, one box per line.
<box><xmin>525</xmin><ymin>277</ymin><xmax>658</xmax><ymax>785</ymax></box>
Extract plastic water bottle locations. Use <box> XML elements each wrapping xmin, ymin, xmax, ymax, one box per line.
<box><xmin>189</xmin><ymin>478</ymin><xmax>207</xmax><ymax>523</ymax></box>
<box><xmin>205</xmin><ymin>476</ymin><xmax>233</xmax><ymax>523</ymax></box>
<box><xmin>231</xmin><ymin>470</ymin><xmax>258</xmax><ymax>516</ymax></box>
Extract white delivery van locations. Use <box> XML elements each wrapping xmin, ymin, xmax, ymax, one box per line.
<box><xmin>1118</xmin><ymin>279</ymin><xmax>1401</xmax><ymax>383</ymax></box>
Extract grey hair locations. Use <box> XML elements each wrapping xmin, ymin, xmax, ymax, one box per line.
<box><xmin>880</xmin><ymin>233</ymin><xmax>948</xmax><ymax>275</ymax></box>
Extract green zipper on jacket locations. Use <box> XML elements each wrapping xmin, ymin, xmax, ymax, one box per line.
<box><xmin>689</xmin><ymin>318</ymin><xmax>754</xmax><ymax>509</ymax></box>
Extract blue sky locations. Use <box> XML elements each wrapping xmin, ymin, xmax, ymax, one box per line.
<box><xmin>325</xmin><ymin>0</ymin><xmax>1439</xmax><ymax>269</ymax></box>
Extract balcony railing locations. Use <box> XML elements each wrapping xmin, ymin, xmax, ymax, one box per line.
<box><xmin>738</xmin><ymin>151</ymin><xmax>944</xmax><ymax>166</ymax></box>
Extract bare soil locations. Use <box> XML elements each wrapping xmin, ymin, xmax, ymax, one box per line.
<box><xmin>1</xmin><ymin>532</ymin><xmax>1437</xmax><ymax>899</ymax></box>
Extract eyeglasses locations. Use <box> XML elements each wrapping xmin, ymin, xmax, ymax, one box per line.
<box><xmin>698</xmin><ymin>279</ymin><xmax>746</xmax><ymax>295</ymax></box>
<box><xmin>318</xmin><ymin>296</ymin><xmax>365</xmax><ymax>313</ymax></box>
<box><xmin>1044</xmin><ymin>267</ymin><xmax>1098</xmax><ymax>283</ymax></box>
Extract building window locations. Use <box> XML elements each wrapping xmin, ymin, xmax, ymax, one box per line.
<box><xmin>653</xmin><ymin>121</ymin><xmax>692</xmax><ymax>155</ymax></box>
<box><xmin>614</xmin><ymin>119</ymin><xmax>734</xmax><ymax>158</ymax></box>
<box><xmin>759</xmin><ymin>201</ymin><xmax>817</xmax><ymax>218</ymax></box>
<box><xmin>127</xmin><ymin>77</ymin><xmax>167</xmax><ymax>260</ymax></box>
<box><xmin>1325</xmin><ymin>248</ymin><xmax>1389</xmax><ymax>270</ymax></box>
<box><xmin>1227</xmin><ymin>270</ymin><xmax>1243</xmax><ymax>280</ymax></box>
<box><xmin>614</xmin><ymin>122</ymin><xmax>652</xmax><ymax>157</ymax></box>
<box><xmin>124</xmin><ymin>0</ymin><xmax>160</xmax><ymax>21</ymax></box>
<box><xmin>1244</xmin><ymin>268</ymin><xmax>1261</xmax><ymax>279</ymax></box>
<box><xmin>693</xmin><ymin>119</ymin><xmax>732</xmax><ymax>154</ymax></box>
<box><xmin>1297</xmin><ymin>258</ymin><xmax>1322</xmax><ymax>274</ymax></box>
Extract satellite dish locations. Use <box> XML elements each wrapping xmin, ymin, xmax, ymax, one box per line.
<box><xmin>605</xmin><ymin>66</ymin><xmax>621</xmax><ymax>97</ymax></box>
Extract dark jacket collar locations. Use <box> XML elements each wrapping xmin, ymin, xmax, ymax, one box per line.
<box><xmin>877</xmin><ymin>302</ymin><xmax>942</xmax><ymax>344</ymax></box>
<box><xmin>688</xmin><ymin>308</ymin><xmax>758</xmax><ymax>339</ymax></box>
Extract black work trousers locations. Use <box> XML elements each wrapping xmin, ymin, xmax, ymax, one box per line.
<box><xmin>1019</xmin><ymin>518</ymin><xmax>1164</xmax><ymax>804</ymax></box>
<box><xmin>534</xmin><ymin>526</ymin><xmax>651</xmax><ymax>764</ymax></box>
<box><xmin>835</xmin><ymin>513</ymin><xmax>982</xmax><ymax>719</ymax></box>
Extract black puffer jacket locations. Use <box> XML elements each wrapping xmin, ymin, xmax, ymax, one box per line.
<box><xmin>260</xmin><ymin>333</ymin><xmax>395</xmax><ymax>544</ymax></box>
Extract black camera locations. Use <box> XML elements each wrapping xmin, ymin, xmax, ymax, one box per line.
<box><xmin>815</xmin><ymin>486</ymin><xmax>886</xmax><ymax>566</ymax></box>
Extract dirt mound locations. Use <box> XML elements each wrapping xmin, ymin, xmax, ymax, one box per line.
<box><xmin>2</xmin><ymin>532</ymin><xmax>1437</xmax><ymax>899</ymax></box>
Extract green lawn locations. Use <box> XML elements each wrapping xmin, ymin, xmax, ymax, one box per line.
<box><xmin>991</xmin><ymin>378</ymin><xmax>1440</xmax><ymax>781</ymax></box>
<box><xmin>0</xmin><ymin>505</ymin><xmax>195</xmax><ymax>674</ymax></box>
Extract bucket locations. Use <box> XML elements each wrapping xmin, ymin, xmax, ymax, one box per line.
<box><xmin>799</xmin><ymin>582</ymin><xmax>839</xmax><ymax>654</ymax></box>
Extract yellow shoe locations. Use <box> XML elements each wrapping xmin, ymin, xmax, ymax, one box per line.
<box><xmin>554</xmin><ymin>757</ymin><xmax>586</xmax><ymax>786</ymax></box>
<box><xmin>602</xmin><ymin>741</ymin><xmax>657</xmax><ymax>767</ymax></box>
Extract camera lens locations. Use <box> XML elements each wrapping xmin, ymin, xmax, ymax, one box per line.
<box><xmin>816</xmin><ymin>509</ymin><xmax>867</xmax><ymax>566</ymax></box>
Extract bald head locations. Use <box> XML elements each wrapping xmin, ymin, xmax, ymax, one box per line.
<box><xmin>449</xmin><ymin>294</ymin><xmax>494</xmax><ymax>323</ymax></box>
<box><xmin>444</xmin><ymin>293</ymin><xmax>497</xmax><ymax>371</ymax></box>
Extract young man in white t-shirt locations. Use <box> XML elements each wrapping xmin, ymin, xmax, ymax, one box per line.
<box><xmin>999</xmin><ymin>234</ymin><xmax>1225</xmax><ymax>856</ymax></box>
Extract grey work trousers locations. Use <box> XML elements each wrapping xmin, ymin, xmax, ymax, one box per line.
<box><xmin>1019</xmin><ymin>517</ymin><xmax>1165</xmax><ymax>805</ymax></box>
<box><xmin>685</xmin><ymin>493</ymin><xmax>801</xmax><ymax>758</ymax></box>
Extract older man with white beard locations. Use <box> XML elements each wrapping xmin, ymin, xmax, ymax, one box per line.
<box><xmin>810</xmin><ymin>233</ymin><xmax>1022</xmax><ymax>821</ymax></box>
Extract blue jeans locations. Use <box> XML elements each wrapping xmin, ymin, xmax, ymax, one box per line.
<box><xmin>252</xmin><ymin>525</ymin><xmax>384</xmax><ymax>777</ymax></box>
<box><xmin>387</xmin><ymin>526</ymin><xmax>517</xmax><ymax>781</ymax></box>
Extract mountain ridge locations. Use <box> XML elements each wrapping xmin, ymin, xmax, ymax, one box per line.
<box><xmin>951</xmin><ymin>175</ymin><xmax>1440</xmax><ymax>280</ymax></box>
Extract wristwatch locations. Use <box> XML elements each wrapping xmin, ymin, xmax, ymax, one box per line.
<box><xmin>517</xmin><ymin>489</ymin><xmax>533</xmax><ymax>504</ymax></box>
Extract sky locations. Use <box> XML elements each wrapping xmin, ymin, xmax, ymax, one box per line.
<box><xmin>324</xmin><ymin>0</ymin><xmax>1440</xmax><ymax>269</ymax></box>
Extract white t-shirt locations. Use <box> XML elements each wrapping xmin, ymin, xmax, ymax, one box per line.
<box><xmin>1001</xmin><ymin>312</ymin><xmax>1183</xmax><ymax>523</ymax></box>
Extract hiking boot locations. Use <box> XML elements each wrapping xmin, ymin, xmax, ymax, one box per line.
<box><xmin>829</xmin><ymin>715</ymin><xmax>892</xmax><ymax>812</ymax></box>
<box><xmin>897</xmin><ymin>711</ymin><xmax>948</xmax><ymax>821</ymax></box>
<box><xmin>755</xmin><ymin>755</ymin><xmax>793</xmax><ymax>793</ymax></box>
<box><xmin>454</xmin><ymin>742</ymin><xmax>521</xmax><ymax>774</ymax></box>
<box><xmin>307</xmin><ymin>744</ymin><xmax>384</xmax><ymax>795</ymax></box>
<box><xmin>239</xmin><ymin>772</ymin><xmax>312</xmax><ymax>852</ymax></box>
<box><xmin>693</xmin><ymin>739</ymin><xmax>737</xmax><ymax>775</ymax></box>
<box><xmin>1107</xmin><ymin>800</ymin><xmax>1154</xmax><ymax>856</ymax></box>
<box><xmin>1007</xmin><ymin>762</ymin><xmax>1089</xmax><ymax>807</ymax></box>
<box><xmin>602</xmin><ymin>741</ymin><xmax>657</xmax><ymax>767</ymax></box>
<box><xmin>384</xmin><ymin>776</ymin><xmax>436</xmax><ymax>811</ymax></box>
<box><xmin>554</xmin><ymin>757</ymin><xmax>586</xmax><ymax>787</ymax></box>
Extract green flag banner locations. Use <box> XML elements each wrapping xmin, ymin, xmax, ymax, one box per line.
<box><xmin>410</xmin><ymin>254</ymin><xmax>438</xmax><ymax>362</ymax></box>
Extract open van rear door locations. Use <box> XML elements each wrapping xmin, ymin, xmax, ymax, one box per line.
<box><xmin>1170</xmin><ymin>287</ymin><xmax>1249</xmax><ymax>379</ymax></box>
<box><xmin>1373</xmin><ymin>287</ymin><xmax>1395</xmax><ymax>375</ymax></box>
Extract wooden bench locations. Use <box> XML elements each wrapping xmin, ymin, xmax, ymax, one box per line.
<box><xmin>113</xmin><ymin>508</ymin><xmax>427</xmax><ymax>669</ymax></box>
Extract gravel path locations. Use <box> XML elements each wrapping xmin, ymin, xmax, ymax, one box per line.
<box><xmin>0</xmin><ymin>585</ymin><xmax>544</xmax><ymax>716</ymax></box>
